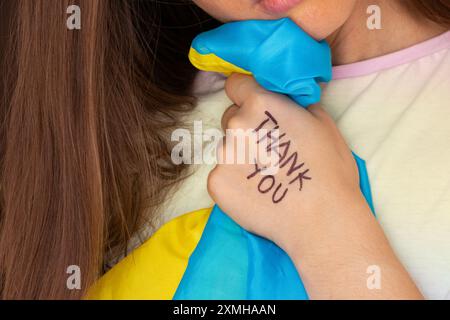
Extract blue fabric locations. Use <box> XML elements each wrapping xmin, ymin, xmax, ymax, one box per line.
<box><xmin>191</xmin><ymin>18</ymin><xmax>332</xmax><ymax>107</ymax></box>
<box><xmin>174</xmin><ymin>206</ymin><xmax>308</xmax><ymax>300</ymax></box>
<box><xmin>174</xmin><ymin>18</ymin><xmax>375</xmax><ymax>300</ymax></box>
<box><xmin>354</xmin><ymin>153</ymin><xmax>376</xmax><ymax>214</ymax></box>
<box><xmin>174</xmin><ymin>162</ymin><xmax>374</xmax><ymax>300</ymax></box>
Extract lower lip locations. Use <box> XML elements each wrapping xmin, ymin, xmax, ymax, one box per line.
<box><xmin>260</xmin><ymin>0</ymin><xmax>303</xmax><ymax>14</ymax></box>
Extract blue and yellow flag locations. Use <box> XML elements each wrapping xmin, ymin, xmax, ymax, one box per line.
<box><xmin>88</xmin><ymin>18</ymin><xmax>373</xmax><ymax>300</ymax></box>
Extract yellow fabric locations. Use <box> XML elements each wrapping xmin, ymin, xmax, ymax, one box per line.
<box><xmin>87</xmin><ymin>208</ymin><xmax>212</xmax><ymax>300</ymax></box>
<box><xmin>188</xmin><ymin>47</ymin><xmax>252</xmax><ymax>76</ymax></box>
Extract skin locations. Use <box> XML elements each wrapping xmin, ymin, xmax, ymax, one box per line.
<box><xmin>192</xmin><ymin>0</ymin><xmax>440</xmax><ymax>298</ymax></box>
<box><xmin>211</xmin><ymin>75</ymin><xmax>422</xmax><ymax>299</ymax></box>
<box><xmin>194</xmin><ymin>0</ymin><xmax>446</xmax><ymax>64</ymax></box>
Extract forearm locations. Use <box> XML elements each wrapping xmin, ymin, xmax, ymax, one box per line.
<box><xmin>285</xmin><ymin>196</ymin><xmax>423</xmax><ymax>300</ymax></box>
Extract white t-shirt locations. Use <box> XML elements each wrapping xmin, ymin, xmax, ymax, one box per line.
<box><xmin>160</xmin><ymin>30</ymin><xmax>450</xmax><ymax>299</ymax></box>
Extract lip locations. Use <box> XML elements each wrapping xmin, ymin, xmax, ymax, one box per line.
<box><xmin>260</xmin><ymin>0</ymin><xmax>303</xmax><ymax>14</ymax></box>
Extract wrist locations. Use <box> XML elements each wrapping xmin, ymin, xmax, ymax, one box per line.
<box><xmin>279</xmin><ymin>191</ymin><xmax>375</xmax><ymax>264</ymax></box>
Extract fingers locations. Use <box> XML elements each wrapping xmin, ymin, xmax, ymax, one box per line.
<box><xmin>221</xmin><ymin>104</ymin><xmax>240</xmax><ymax>130</ymax></box>
<box><xmin>225</xmin><ymin>73</ymin><xmax>264</xmax><ymax>106</ymax></box>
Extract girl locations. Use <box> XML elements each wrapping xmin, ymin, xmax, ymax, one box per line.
<box><xmin>1</xmin><ymin>0</ymin><xmax>449</xmax><ymax>299</ymax></box>
<box><xmin>190</xmin><ymin>0</ymin><xmax>450</xmax><ymax>299</ymax></box>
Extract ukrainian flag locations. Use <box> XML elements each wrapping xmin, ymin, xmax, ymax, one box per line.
<box><xmin>88</xmin><ymin>18</ymin><xmax>373</xmax><ymax>300</ymax></box>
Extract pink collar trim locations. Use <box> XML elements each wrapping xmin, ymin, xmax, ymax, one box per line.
<box><xmin>332</xmin><ymin>31</ymin><xmax>450</xmax><ymax>80</ymax></box>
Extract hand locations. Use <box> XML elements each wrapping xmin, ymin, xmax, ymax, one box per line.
<box><xmin>208</xmin><ymin>74</ymin><xmax>422</xmax><ymax>299</ymax></box>
<box><xmin>208</xmin><ymin>74</ymin><xmax>365</xmax><ymax>255</ymax></box>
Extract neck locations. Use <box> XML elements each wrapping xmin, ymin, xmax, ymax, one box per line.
<box><xmin>327</xmin><ymin>0</ymin><xmax>447</xmax><ymax>66</ymax></box>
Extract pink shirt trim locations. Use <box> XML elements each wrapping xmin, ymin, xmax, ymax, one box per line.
<box><xmin>332</xmin><ymin>31</ymin><xmax>450</xmax><ymax>80</ymax></box>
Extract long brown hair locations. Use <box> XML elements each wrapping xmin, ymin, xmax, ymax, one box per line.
<box><xmin>0</xmin><ymin>0</ymin><xmax>218</xmax><ymax>299</ymax></box>
<box><xmin>405</xmin><ymin>0</ymin><xmax>450</xmax><ymax>28</ymax></box>
<box><xmin>0</xmin><ymin>0</ymin><xmax>448</xmax><ymax>300</ymax></box>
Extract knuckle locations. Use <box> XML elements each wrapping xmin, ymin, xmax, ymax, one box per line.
<box><xmin>207</xmin><ymin>167</ymin><xmax>223</xmax><ymax>199</ymax></box>
<box><xmin>247</xmin><ymin>91</ymin><xmax>264</xmax><ymax>105</ymax></box>
<box><xmin>224</xmin><ymin>77</ymin><xmax>234</xmax><ymax>97</ymax></box>
<box><xmin>226</xmin><ymin>114</ymin><xmax>244</xmax><ymax>129</ymax></box>
<box><xmin>221</xmin><ymin>105</ymin><xmax>239</xmax><ymax>129</ymax></box>
<box><xmin>225</xmin><ymin>74</ymin><xmax>244</xmax><ymax>96</ymax></box>
<box><xmin>244</xmin><ymin>92</ymin><xmax>271</xmax><ymax>111</ymax></box>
